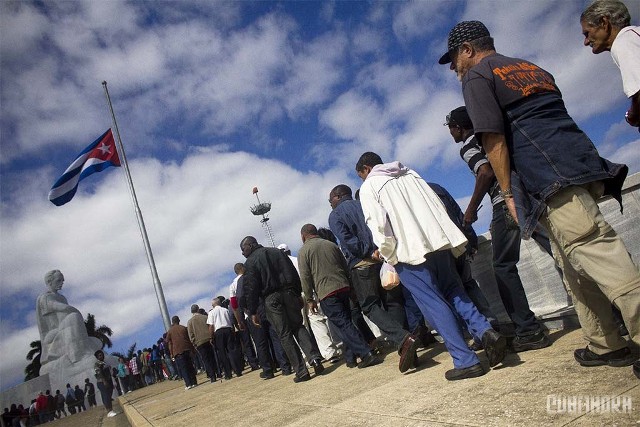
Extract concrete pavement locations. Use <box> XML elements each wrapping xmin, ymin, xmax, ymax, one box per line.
<box><xmin>114</xmin><ymin>328</ymin><xmax>639</xmax><ymax>427</ymax></box>
<box><xmin>27</xmin><ymin>399</ymin><xmax>130</xmax><ymax>427</ymax></box>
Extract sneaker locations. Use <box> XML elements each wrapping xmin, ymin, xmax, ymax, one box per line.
<box><xmin>511</xmin><ymin>331</ymin><xmax>551</xmax><ymax>352</ymax></box>
<box><xmin>574</xmin><ymin>347</ymin><xmax>636</xmax><ymax>367</ymax></box>
<box><xmin>106</xmin><ymin>411</ymin><xmax>117</xmax><ymax>417</ymax></box>
<box><xmin>481</xmin><ymin>329</ymin><xmax>507</xmax><ymax>367</ymax></box>
<box><xmin>445</xmin><ymin>364</ymin><xmax>486</xmax><ymax>381</ymax></box>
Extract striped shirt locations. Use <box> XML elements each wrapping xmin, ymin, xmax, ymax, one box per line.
<box><xmin>459</xmin><ymin>135</ymin><xmax>502</xmax><ymax>206</ymax></box>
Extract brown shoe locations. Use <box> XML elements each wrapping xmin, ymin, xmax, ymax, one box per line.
<box><xmin>398</xmin><ymin>334</ymin><xmax>419</xmax><ymax>373</ymax></box>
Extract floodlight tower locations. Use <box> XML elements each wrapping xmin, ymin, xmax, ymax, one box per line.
<box><xmin>250</xmin><ymin>187</ymin><xmax>276</xmax><ymax>247</ymax></box>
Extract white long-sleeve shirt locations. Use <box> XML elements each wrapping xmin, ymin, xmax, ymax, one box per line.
<box><xmin>359</xmin><ymin>161</ymin><xmax>467</xmax><ymax>266</ymax></box>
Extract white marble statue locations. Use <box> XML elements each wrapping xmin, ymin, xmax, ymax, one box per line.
<box><xmin>36</xmin><ymin>270</ymin><xmax>104</xmax><ymax>394</ymax></box>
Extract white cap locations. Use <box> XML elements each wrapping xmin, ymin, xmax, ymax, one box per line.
<box><xmin>277</xmin><ymin>243</ymin><xmax>289</xmax><ymax>252</ymax></box>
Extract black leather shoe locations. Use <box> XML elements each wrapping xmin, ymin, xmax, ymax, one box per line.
<box><xmin>293</xmin><ymin>373</ymin><xmax>311</xmax><ymax>383</ymax></box>
<box><xmin>259</xmin><ymin>371</ymin><xmax>274</xmax><ymax>380</ymax></box>
<box><xmin>310</xmin><ymin>359</ymin><xmax>325</xmax><ymax>376</ymax></box>
<box><xmin>345</xmin><ymin>360</ymin><xmax>357</xmax><ymax>368</ymax></box>
<box><xmin>481</xmin><ymin>329</ymin><xmax>507</xmax><ymax>367</ymax></box>
<box><xmin>574</xmin><ymin>347</ymin><xmax>635</xmax><ymax>367</ymax></box>
<box><xmin>357</xmin><ymin>352</ymin><xmax>381</xmax><ymax>369</ymax></box>
<box><xmin>398</xmin><ymin>334</ymin><xmax>419</xmax><ymax>373</ymax></box>
<box><xmin>445</xmin><ymin>363</ymin><xmax>485</xmax><ymax>381</ymax></box>
<box><xmin>281</xmin><ymin>369</ymin><xmax>292</xmax><ymax>376</ymax></box>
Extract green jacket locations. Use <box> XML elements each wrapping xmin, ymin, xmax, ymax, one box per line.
<box><xmin>298</xmin><ymin>236</ymin><xmax>351</xmax><ymax>301</ymax></box>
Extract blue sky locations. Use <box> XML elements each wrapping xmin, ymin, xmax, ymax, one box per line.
<box><xmin>1</xmin><ymin>0</ymin><xmax>639</xmax><ymax>391</ymax></box>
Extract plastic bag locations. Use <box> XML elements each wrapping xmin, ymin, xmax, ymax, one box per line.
<box><xmin>380</xmin><ymin>262</ymin><xmax>400</xmax><ymax>290</ymax></box>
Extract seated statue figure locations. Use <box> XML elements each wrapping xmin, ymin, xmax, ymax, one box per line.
<box><xmin>37</xmin><ymin>270</ymin><xmax>104</xmax><ymax>392</ymax></box>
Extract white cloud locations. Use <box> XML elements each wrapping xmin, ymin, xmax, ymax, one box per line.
<box><xmin>392</xmin><ymin>1</ymin><xmax>448</xmax><ymax>42</ymax></box>
<box><xmin>0</xmin><ymin>146</ymin><xmax>355</xmax><ymax>389</ymax></box>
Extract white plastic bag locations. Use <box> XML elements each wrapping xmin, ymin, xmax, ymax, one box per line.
<box><xmin>380</xmin><ymin>262</ymin><xmax>400</xmax><ymax>290</ymax></box>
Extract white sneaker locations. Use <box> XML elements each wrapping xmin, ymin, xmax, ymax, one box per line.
<box><xmin>107</xmin><ymin>411</ymin><xmax>117</xmax><ymax>417</ymax></box>
<box><xmin>185</xmin><ymin>386</ymin><xmax>190</xmax><ymax>391</ymax></box>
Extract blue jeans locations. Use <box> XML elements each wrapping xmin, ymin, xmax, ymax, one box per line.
<box><xmin>491</xmin><ymin>202</ymin><xmax>541</xmax><ymax>336</ymax></box>
<box><xmin>320</xmin><ymin>291</ymin><xmax>372</xmax><ymax>363</ymax></box>
<box><xmin>395</xmin><ymin>251</ymin><xmax>490</xmax><ymax>369</ymax></box>
<box><xmin>174</xmin><ymin>352</ymin><xmax>197</xmax><ymax>387</ymax></box>
<box><xmin>96</xmin><ymin>381</ymin><xmax>113</xmax><ymax>411</ymax></box>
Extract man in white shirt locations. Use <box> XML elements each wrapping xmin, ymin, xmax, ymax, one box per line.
<box><xmin>355</xmin><ymin>151</ymin><xmax>506</xmax><ymax>380</ymax></box>
<box><xmin>207</xmin><ymin>297</ymin><xmax>242</xmax><ymax>380</ymax></box>
<box><xmin>581</xmin><ymin>0</ymin><xmax>640</xmax><ymax>130</ymax></box>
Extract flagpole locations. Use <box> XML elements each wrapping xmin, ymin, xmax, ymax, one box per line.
<box><xmin>101</xmin><ymin>81</ymin><xmax>172</xmax><ymax>331</ymax></box>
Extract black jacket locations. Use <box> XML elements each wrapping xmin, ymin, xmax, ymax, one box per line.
<box><xmin>244</xmin><ymin>245</ymin><xmax>302</xmax><ymax>315</ymax></box>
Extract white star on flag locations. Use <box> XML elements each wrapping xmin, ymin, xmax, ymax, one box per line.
<box><xmin>97</xmin><ymin>142</ymin><xmax>111</xmax><ymax>155</ymax></box>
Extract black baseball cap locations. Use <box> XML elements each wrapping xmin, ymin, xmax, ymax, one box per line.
<box><xmin>439</xmin><ymin>20</ymin><xmax>490</xmax><ymax>65</ymax></box>
<box><xmin>444</xmin><ymin>106</ymin><xmax>473</xmax><ymax>130</ymax></box>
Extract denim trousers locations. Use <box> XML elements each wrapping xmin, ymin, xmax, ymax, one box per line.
<box><xmin>490</xmin><ymin>202</ymin><xmax>541</xmax><ymax>336</ymax></box>
<box><xmin>96</xmin><ymin>381</ymin><xmax>113</xmax><ymax>411</ymax></box>
<box><xmin>395</xmin><ymin>251</ymin><xmax>490</xmax><ymax>369</ymax></box>
<box><xmin>320</xmin><ymin>291</ymin><xmax>372</xmax><ymax>363</ymax></box>
<box><xmin>350</xmin><ymin>263</ymin><xmax>409</xmax><ymax>346</ymax></box>
<box><xmin>264</xmin><ymin>289</ymin><xmax>321</xmax><ymax>377</ymax></box>
<box><xmin>174</xmin><ymin>352</ymin><xmax>197</xmax><ymax>387</ymax></box>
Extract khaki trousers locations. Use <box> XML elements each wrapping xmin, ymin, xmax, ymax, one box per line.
<box><xmin>540</xmin><ymin>182</ymin><xmax>640</xmax><ymax>354</ymax></box>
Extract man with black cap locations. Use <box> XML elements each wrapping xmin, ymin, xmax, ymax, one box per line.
<box><xmin>445</xmin><ymin>105</ymin><xmax>550</xmax><ymax>352</ymax></box>
<box><xmin>440</xmin><ymin>21</ymin><xmax>640</xmax><ymax>374</ymax></box>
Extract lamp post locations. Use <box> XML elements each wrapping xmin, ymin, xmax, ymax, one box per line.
<box><xmin>250</xmin><ymin>187</ymin><xmax>276</xmax><ymax>247</ymax></box>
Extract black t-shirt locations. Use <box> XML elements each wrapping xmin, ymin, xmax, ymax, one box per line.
<box><xmin>462</xmin><ymin>53</ymin><xmax>560</xmax><ymax>135</ymax></box>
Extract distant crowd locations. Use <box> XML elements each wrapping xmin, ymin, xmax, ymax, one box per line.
<box><xmin>2</xmin><ymin>380</ymin><xmax>96</xmax><ymax>427</ymax></box>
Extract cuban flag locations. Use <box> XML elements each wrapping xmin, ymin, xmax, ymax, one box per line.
<box><xmin>48</xmin><ymin>129</ymin><xmax>121</xmax><ymax>206</ymax></box>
